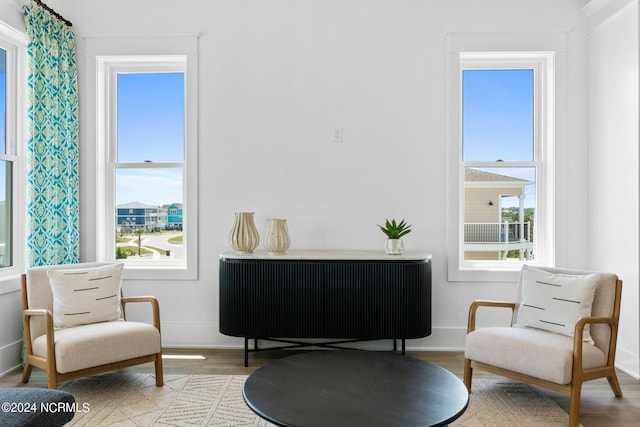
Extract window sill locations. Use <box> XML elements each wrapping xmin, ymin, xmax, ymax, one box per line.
<box><xmin>122</xmin><ymin>263</ymin><xmax>197</xmax><ymax>281</ymax></box>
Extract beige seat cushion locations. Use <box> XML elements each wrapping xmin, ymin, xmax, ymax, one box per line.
<box><xmin>33</xmin><ymin>321</ymin><xmax>161</xmax><ymax>374</ymax></box>
<box><xmin>465</xmin><ymin>327</ymin><xmax>606</xmax><ymax>385</ymax></box>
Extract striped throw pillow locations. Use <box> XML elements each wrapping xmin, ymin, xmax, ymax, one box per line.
<box><xmin>516</xmin><ymin>265</ymin><xmax>600</xmax><ymax>342</ymax></box>
<box><xmin>48</xmin><ymin>263</ymin><xmax>124</xmax><ymax>329</ymax></box>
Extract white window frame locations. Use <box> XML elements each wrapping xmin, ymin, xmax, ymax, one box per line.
<box><xmin>86</xmin><ymin>36</ymin><xmax>198</xmax><ymax>280</ymax></box>
<box><xmin>0</xmin><ymin>20</ymin><xmax>25</xmax><ymax>286</ymax></box>
<box><xmin>447</xmin><ymin>33</ymin><xmax>565</xmax><ymax>282</ymax></box>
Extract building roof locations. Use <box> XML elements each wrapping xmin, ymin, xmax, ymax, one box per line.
<box><xmin>116</xmin><ymin>202</ymin><xmax>159</xmax><ymax>209</ymax></box>
<box><xmin>464</xmin><ymin>168</ymin><xmax>532</xmax><ymax>188</ymax></box>
<box><xmin>162</xmin><ymin>203</ymin><xmax>183</xmax><ymax>209</ymax></box>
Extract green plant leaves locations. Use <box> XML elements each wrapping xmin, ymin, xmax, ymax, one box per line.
<box><xmin>377</xmin><ymin>218</ymin><xmax>412</xmax><ymax>239</ymax></box>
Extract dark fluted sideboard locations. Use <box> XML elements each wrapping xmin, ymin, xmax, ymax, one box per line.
<box><xmin>219</xmin><ymin>251</ymin><xmax>432</xmax><ymax>366</ymax></box>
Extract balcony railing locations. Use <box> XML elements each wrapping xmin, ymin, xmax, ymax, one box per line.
<box><xmin>464</xmin><ymin>221</ymin><xmax>531</xmax><ymax>244</ymax></box>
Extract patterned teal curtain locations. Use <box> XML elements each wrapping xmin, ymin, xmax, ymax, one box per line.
<box><xmin>23</xmin><ymin>2</ymin><xmax>79</xmax><ymax>267</ymax></box>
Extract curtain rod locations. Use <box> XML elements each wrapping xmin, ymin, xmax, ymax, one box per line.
<box><xmin>34</xmin><ymin>0</ymin><xmax>72</xmax><ymax>27</ymax></box>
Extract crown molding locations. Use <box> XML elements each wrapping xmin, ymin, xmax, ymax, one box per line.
<box><xmin>581</xmin><ymin>0</ymin><xmax>637</xmax><ymax>30</ymax></box>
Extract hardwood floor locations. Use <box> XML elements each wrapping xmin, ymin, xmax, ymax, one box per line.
<box><xmin>2</xmin><ymin>348</ymin><xmax>639</xmax><ymax>426</ymax></box>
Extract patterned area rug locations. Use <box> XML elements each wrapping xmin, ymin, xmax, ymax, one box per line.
<box><xmin>59</xmin><ymin>372</ymin><xmax>576</xmax><ymax>426</ymax></box>
<box><xmin>455</xmin><ymin>379</ymin><xmax>579</xmax><ymax>427</ymax></box>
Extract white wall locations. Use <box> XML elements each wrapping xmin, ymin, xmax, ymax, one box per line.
<box><xmin>61</xmin><ymin>0</ymin><xmax>593</xmax><ymax>350</ymax></box>
<box><xmin>0</xmin><ymin>0</ymin><xmax>23</xmax><ymax>30</ymax></box>
<box><xmin>585</xmin><ymin>0</ymin><xmax>640</xmax><ymax>378</ymax></box>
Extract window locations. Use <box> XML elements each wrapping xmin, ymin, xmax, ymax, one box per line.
<box><xmin>0</xmin><ymin>22</ymin><xmax>25</xmax><ymax>279</ymax></box>
<box><xmin>447</xmin><ymin>47</ymin><xmax>557</xmax><ymax>281</ymax></box>
<box><xmin>89</xmin><ymin>36</ymin><xmax>199</xmax><ymax>280</ymax></box>
<box><xmin>114</xmin><ymin>70</ymin><xmax>184</xmax><ymax>247</ymax></box>
<box><xmin>1</xmin><ymin>48</ymin><xmax>11</xmax><ymax>269</ymax></box>
<box><xmin>462</xmin><ymin>67</ymin><xmax>536</xmax><ymax>263</ymax></box>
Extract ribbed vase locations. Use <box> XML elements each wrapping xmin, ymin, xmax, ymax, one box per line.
<box><xmin>229</xmin><ymin>212</ymin><xmax>260</xmax><ymax>254</ymax></box>
<box><xmin>264</xmin><ymin>218</ymin><xmax>291</xmax><ymax>254</ymax></box>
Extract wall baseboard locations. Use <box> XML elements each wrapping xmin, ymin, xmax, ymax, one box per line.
<box><xmin>0</xmin><ymin>339</ymin><xmax>23</xmax><ymax>378</ymax></box>
<box><xmin>161</xmin><ymin>324</ymin><xmax>469</xmax><ymax>352</ymax></box>
<box><xmin>614</xmin><ymin>346</ymin><xmax>640</xmax><ymax>379</ymax></box>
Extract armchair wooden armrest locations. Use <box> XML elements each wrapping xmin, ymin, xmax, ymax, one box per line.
<box><xmin>22</xmin><ymin>308</ymin><xmax>56</xmax><ymax>378</ymax></box>
<box><xmin>23</xmin><ymin>309</ymin><xmax>55</xmax><ymax>351</ymax></box>
<box><xmin>574</xmin><ymin>315</ymin><xmax>618</xmax><ymax>336</ymax></box>
<box><xmin>23</xmin><ymin>308</ymin><xmax>53</xmax><ymax>323</ymax></box>
<box><xmin>467</xmin><ymin>300</ymin><xmax>517</xmax><ymax>333</ymax></box>
<box><xmin>572</xmin><ymin>315</ymin><xmax>621</xmax><ymax>390</ymax></box>
<box><xmin>121</xmin><ymin>296</ymin><xmax>161</xmax><ymax>331</ymax></box>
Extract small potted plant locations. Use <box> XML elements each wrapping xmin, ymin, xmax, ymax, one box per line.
<box><xmin>378</xmin><ymin>218</ymin><xmax>412</xmax><ymax>255</ymax></box>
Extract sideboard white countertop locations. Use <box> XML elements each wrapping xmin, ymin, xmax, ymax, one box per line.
<box><xmin>220</xmin><ymin>250</ymin><xmax>432</xmax><ymax>261</ymax></box>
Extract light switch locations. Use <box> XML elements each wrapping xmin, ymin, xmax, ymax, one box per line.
<box><xmin>332</xmin><ymin>127</ymin><xmax>343</xmax><ymax>143</ymax></box>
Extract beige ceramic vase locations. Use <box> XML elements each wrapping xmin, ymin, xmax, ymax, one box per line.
<box><xmin>229</xmin><ymin>212</ymin><xmax>260</xmax><ymax>254</ymax></box>
<box><xmin>264</xmin><ymin>218</ymin><xmax>291</xmax><ymax>254</ymax></box>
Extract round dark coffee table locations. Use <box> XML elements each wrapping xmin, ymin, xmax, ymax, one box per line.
<box><xmin>243</xmin><ymin>350</ymin><xmax>469</xmax><ymax>427</ymax></box>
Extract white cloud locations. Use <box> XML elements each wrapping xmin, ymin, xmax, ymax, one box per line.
<box><xmin>116</xmin><ymin>168</ymin><xmax>182</xmax><ymax>206</ymax></box>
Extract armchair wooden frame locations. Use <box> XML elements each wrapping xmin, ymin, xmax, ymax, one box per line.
<box><xmin>21</xmin><ymin>274</ymin><xmax>164</xmax><ymax>390</ymax></box>
<box><xmin>463</xmin><ymin>278</ymin><xmax>623</xmax><ymax>427</ymax></box>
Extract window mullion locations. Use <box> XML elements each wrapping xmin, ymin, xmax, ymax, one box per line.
<box><xmin>115</xmin><ymin>162</ymin><xmax>184</xmax><ymax>169</ymax></box>
<box><xmin>463</xmin><ymin>161</ymin><xmax>536</xmax><ymax>168</ymax></box>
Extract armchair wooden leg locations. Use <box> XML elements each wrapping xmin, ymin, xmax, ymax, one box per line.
<box><xmin>568</xmin><ymin>384</ymin><xmax>582</xmax><ymax>427</ymax></box>
<box><xmin>47</xmin><ymin>374</ymin><xmax>58</xmax><ymax>390</ymax></box>
<box><xmin>463</xmin><ymin>359</ymin><xmax>472</xmax><ymax>392</ymax></box>
<box><xmin>46</xmin><ymin>354</ymin><xmax>58</xmax><ymax>389</ymax></box>
<box><xmin>21</xmin><ymin>363</ymin><xmax>32</xmax><ymax>384</ymax></box>
<box><xmin>607</xmin><ymin>372</ymin><xmax>623</xmax><ymax>397</ymax></box>
<box><xmin>154</xmin><ymin>353</ymin><xmax>164</xmax><ymax>387</ymax></box>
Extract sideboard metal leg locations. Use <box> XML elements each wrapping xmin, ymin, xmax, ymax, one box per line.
<box><xmin>245</xmin><ymin>337</ymin><xmax>249</xmax><ymax>367</ymax></box>
<box><xmin>402</xmin><ymin>339</ymin><xmax>406</xmax><ymax>355</ymax></box>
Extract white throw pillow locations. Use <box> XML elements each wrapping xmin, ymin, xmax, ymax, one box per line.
<box><xmin>516</xmin><ymin>265</ymin><xmax>600</xmax><ymax>342</ymax></box>
<box><xmin>47</xmin><ymin>263</ymin><xmax>124</xmax><ymax>329</ymax></box>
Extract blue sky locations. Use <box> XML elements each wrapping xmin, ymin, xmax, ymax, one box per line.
<box><xmin>116</xmin><ymin>72</ymin><xmax>184</xmax><ymax>206</ymax></box>
<box><xmin>463</xmin><ymin>69</ymin><xmax>534</xmax><ymax>162</ymax></box>
<box><xmin>117</xmin><ymin>72</ymin><xmax>184</xmax><ymax>162</ymax></box>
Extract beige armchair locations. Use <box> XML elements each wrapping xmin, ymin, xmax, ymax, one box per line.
<box><xmin>464</xmin><ymin>265</ymin><xmax>622</xmax><ymax>427</ymax></box>
<box><xmin>21</xmin><ymin>262</ymin><xmax>163</xmax><ymax>389</ymax></box>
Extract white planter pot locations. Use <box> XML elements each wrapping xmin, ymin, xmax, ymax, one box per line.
<box><xmin>385</xmin><ymin>239</ymin><xmax>404</xmax><ymax>255</ymax></box>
